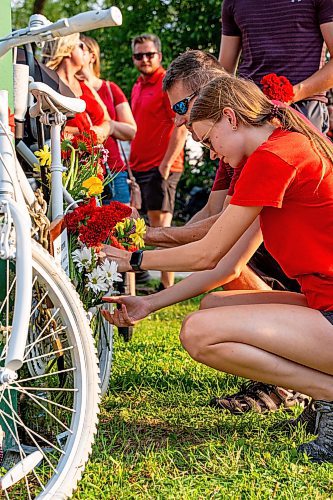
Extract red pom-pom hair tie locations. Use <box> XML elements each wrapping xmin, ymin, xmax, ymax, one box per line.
<box><xmin>260</xmin><ymin>73</ymin><xmax>294</xmax><ymax>103</ymax></box>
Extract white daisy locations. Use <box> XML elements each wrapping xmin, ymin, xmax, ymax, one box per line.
<box><xmin>100</xmin><ymin>260</ymin><xmax>122</xmax><ymax>287</ymax></box>
<box><xmin>72</xmin><ymin>246</ymin><xmax>93</xmax><ymax>272</ymax></box>
<box><xmin>87</xmin><ymin>268</ymin><xmax>109</xmax><ymax>294</ymax></box>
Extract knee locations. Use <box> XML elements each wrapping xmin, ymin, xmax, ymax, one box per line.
<box><xmin>179</xmin><ymin>312</ymin><xmax>208</xmax><ymax>361</ymax></box>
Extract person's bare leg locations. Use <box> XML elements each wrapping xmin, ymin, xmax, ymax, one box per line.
<box><xmin>180</xmin><ymin>300</ymin><xmax>333</xmax><ymax>401</ymax></box>
<box><xmin>148</xmin><ymin>209</ymin><xmax>174</xmax><ymax>288</ymax></box>
<box><xmin>200</xmin><ymin>289</ymin><xmax>308</xmax><ymax>310</ymax></box>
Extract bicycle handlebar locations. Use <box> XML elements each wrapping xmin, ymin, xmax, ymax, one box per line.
<box><xmin>0</xmin><ymin>7</ymin><xmax>122</xmax><ymax>58</ymax></box>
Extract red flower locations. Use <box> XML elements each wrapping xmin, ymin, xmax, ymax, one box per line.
<box><xmin>65</xmin><ymin>199</ymin><xmax>132</xmax><ymax>248</ymax></box>
<box><xmin>260</xmin><ymin>73</ymin><xmax>294</xmax><ymax>103</ymax></box>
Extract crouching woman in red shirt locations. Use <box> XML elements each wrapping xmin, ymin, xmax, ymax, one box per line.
<box><xmin>102</xmin><ymin>75</ymin><xmax>333</xmax><ymax>463</ymax></box>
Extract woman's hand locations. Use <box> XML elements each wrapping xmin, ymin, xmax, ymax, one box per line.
<box><xmin>101</xmin><ymin>295</ymin><xmax>152</xmax><ymax>326</ymax></box>
<box><xmin>91</xmin><ymin>125</ymin><xmax>107</xmax><ymax>143</ymax></box>
<box><xmin>100</xmin><ymin>245</ymin><xmax>132</xmax><ymax>272</ymax></box>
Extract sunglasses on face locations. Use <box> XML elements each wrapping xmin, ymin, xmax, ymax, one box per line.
<box><xmin>133</xmin><ymin>51</ymin><xmax>158</xmax><ymax>61</ymax></box>
<box><xmin>172</xmin><ymin>91</ymin><xmax>198</xmax><ymax>116</ymax></box>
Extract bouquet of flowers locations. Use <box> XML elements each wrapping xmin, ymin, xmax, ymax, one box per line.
<box><xmin>65</xmin><ymin>197</ymin><xmax>145</xmax><ymax>308</ymax></box>
<box><xmin>260</xmin><ymin>73</ymin><xmax>294</xmax><ymax>103</ymax></box>
<box><xmin>34</xmin><ymin>130</ymin><xmax>112</xmax><ymax>202</ymax></box>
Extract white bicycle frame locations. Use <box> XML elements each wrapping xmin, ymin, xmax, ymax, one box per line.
<box><xmin>0</xmin><ymin>7</ymin><xmax>122</xmax><ymax>373</ymax></box>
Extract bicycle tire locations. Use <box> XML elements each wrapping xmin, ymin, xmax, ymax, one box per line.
<box><xmin>89</xmin><ymin>304</ymin><xmax>113</xmax><ymax>396</ymax></box>
<box><xmin>0</xmin><ymin>240</ymin><xmax>100</xmax><ymax>499</ymax></box>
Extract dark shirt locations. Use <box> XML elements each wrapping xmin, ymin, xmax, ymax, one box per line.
<box><xmin>222</xmin><ymin>0</ymin><xmax>333</xmax><ymax>101</ymax></box>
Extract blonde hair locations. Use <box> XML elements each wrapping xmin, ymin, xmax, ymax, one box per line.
<box><xmin>80</xmin><ymin>34</ymin><xmax>101</xmax><ymax>77</ymax></box>
<box><xmin>41</xmin><ymin>33</ymin><xmax>80</xmax><ymax>71</ymax></box>
<box><xmin>190</xmin><ymin>75</ymin><xmax>333</xmax><ymax>172</ymax></box>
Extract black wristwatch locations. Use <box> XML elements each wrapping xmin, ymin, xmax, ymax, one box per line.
<box><xmin>130</xmin><ymin>250</ymin><xmax>144</xmax><ymax>271</ymax></box>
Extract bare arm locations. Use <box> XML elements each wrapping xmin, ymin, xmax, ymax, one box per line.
<box><xmin>218</xmin><ymin>35</ymin><xmax>242</xmax><ymax>74</ymax></box>
<box><xmin>103</xmin><ymin>220</ymin><xmax>263</xmax><ymax>326</ymax></box>
<box><xmin>112</xmin><ymin>102</ymin><xmax>137</xmax><ymax>141</ymax></box>
<box><xmin>144</xmin><ymin>213</ymin><xmax>221</xmax><ymax>247</ymax></box>
<box><xmin>158</xmin><ymin>125</ymin><xmax>188</xmax><ymax>179</ymax></box>
<box><xmin>144</xmin><ymin>190</ymin><xmax>227</xmax><ymax>247</ymax></box>
<box><xmin>103</xmin><ymin>204</ymin><xmax>262</xmax><ymax>272</ymax></box>
<box><xmin>292</xmin><ymin>22</ymin><xmax>333</xmax><ymax>102</ymax></box>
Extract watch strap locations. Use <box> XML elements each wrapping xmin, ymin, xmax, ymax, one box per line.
<box><xmin>130</xmin><ymin>250</ymin><xmax>144</xmax><ymax>271</ymax></box>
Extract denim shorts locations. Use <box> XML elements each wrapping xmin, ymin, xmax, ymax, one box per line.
<box><xmin>321</xmin><ymin>310</ymin><xmax>333</xmax><ymax>326</ymax></box>
<box><xmin>105</xmin><ymin>171</ymin><xmax>130</xmax><ymax>204</ymax></box>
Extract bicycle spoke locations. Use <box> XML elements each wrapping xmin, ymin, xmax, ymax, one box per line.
<box><xmin>22</xmin><ymin>345</ymin><xmax>73</xmax><ymax>365</ymax></box>
<box><xmin>13</xmin><ymin>383</ymin><xmax>73</xmax><ymax>434</ymax></box>
<box><xmin>1</xmin><ymin>396</ymin><xmax>62</xmax><ymax>469</ymax></box>
<box><xmin>18</xmin><ymin>367</ymin><xmax>76</xmax><ymax>384</ymax></box>
<box><xmin>12</xmin><ymin>388</ymin><xmax>76</xmax><ymax>413</ymax></box>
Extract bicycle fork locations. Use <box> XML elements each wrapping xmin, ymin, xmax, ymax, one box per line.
<box><xmin>0</xmin><ymin>90</ymin><xmax>32</xmax><ymax>373</ymax></box>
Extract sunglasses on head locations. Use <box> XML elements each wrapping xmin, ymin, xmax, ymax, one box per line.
<box><xmin>172</xmin><ymin>91</ymin><xmax>198</xmax><ymax>115</ymax></box>
<box><xmin>133</xmin><ymin>51</ymin><xmax>158</xmax><ymax>61</ymax></box>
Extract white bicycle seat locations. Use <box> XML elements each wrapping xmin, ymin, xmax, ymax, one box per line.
<box><xmin>29</xmin><ymin>81</ymin><xmax>86</xmax><ymax>118</ymax></box>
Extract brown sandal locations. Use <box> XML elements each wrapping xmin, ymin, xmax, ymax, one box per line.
<box><xmin>210</xmin><ymin>381</ymin><xmax>310</xmax><ymax>415</ymax></box>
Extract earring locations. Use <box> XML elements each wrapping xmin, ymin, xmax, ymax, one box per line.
<box><xmin>232</xmin><ymin>125</ymin><xmax>237</xmax><ymax>131</ymax></box>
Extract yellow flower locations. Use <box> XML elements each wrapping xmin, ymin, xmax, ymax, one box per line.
<box><xmin>134</xmin><ymin>218</ymin><xmax>146</xmax><ymax>238</ymax></box>
<box><xmin>82</xmin><ymin>176</ymin><xmax>103</xmax><ymax>196</ymax></box>
<box><xmin>34</xmin><ymin>145</ymin><xmax>51</xmax><ymax>167</ymax></box>
<box><xmin>129</xmin><ymin>232</ymin><xmax>145</xmax><ymax>248</ymax></box>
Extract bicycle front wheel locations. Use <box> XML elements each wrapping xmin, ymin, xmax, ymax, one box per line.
<box><xmin>0</xmin><ymin>240</ymin><xmax>100</xmax><ymax>499</ymax></box>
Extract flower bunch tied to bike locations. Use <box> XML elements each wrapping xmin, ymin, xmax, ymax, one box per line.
<box><xmin>65</xmin><ymin>197</ymin><xmax>146</xmax><ymax>308</ymax></box>
<box><xmin>34</xmin><ymin>130</ymin><xmax>112</xmax><ymax>201</ymax></box>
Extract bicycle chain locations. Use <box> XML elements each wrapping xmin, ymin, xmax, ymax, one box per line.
<box><xmin>28</xmin><ymin>188</ymin><xmax>50</xmax><ymax>251</ymax></box>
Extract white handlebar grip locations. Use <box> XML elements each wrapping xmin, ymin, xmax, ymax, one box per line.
<box><xmin>55</xmin><ymin>7</ymin><xmax>122</xmax><ymax>36</ymax></box>
<box><xmin>13</xmin><ymin>64</ymin><xmax>30</xmax><ymax>121</ymax></box>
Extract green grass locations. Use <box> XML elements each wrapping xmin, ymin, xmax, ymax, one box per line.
<box><xmin>74</xmin><ymin>298</ymin><xmax>333</xmax><ymax>499</ymax></box>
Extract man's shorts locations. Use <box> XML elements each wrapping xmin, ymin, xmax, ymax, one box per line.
<box><xmin>248</xmin><ymin>244</ymin><xmax>301</xmax><ymax>293</ymax></box>
<box><xmin>292</xmin><ymin>100</ymin><xmax>329</xmax><ymax>134</ymax></box>
<box><xmin>133</xmin><ymin>167</ymin><xmax>181</xmax><ymax>214</ymax></box>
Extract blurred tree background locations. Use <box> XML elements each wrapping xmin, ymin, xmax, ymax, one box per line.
<box><xmin>12</xmin><ymin>0</ymin><xmax>222</xmax><ymax>96</ymax></box>
<box><xmin>11</xmin><ymin>0</ymin><xmax>222</xmax><ymax>216</ymax></box>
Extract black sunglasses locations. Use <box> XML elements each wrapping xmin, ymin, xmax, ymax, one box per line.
<box><xmin>133</xmin><ymin>51</ymin><xmax>158</xmax><ymax>61</ymax></box>
<box><xmin>172</xmin><ymin>91</ymin><xmax>198</xmax><ymax>115</ymax></box>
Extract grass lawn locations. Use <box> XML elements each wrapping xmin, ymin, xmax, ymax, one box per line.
<box><xmin>74</xmin><ymin>297</ymin><xmax>333</xmax><ymax>499</ymax></box>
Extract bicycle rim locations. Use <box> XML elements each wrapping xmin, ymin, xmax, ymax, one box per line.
<box><xmin>0</xmin><ymin>240</ymin><xmax>100</xmax><ymax>499</ymax></box>
<box><xmin>89</xmin><ymin>304</ymin><xmax>114</xmax><ymax>397</ymax></box>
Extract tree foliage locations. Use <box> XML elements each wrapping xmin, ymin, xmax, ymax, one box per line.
<box><xmin>12</xmin><ymin>0</ymin><xmax>222</xmax><ymax>97</ymax></box>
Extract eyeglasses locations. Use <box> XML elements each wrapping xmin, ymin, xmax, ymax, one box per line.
<box><xmin>133</xmin><ymin>52</ymin><xmax>158</xmax><ymax>61</ymax></box>
<box><xmin>172</xmin><ymin>91</ymin><xmax>198</xmax><ymax>116</ymax></box>
<box><xmin>199</xmin><ymin>121</ymin><xmax>217</xmax><ymax>151</ymax></box>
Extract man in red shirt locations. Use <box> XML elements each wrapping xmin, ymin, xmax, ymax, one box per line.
<box><xmin>130</xmin><ymin>33</ymin><xmax>188</xmax><ymax>290</ymax></box>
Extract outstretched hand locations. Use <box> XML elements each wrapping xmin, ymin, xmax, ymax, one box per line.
<box><xmin>101</xmin><ymin>295</ymin><xmax>152</xmax><ymax>327</ymax></box>
<box><xmin>99</xmin><ymin>245</ymin><xmax>131</xmax><ymax>272</ymax></box>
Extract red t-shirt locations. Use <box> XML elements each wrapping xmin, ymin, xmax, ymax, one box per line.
<box><xmin>231</xmin><ymin>128</ymin><xmax>333</xmax><ymax>311</ymax></box>
<box><xmin>67</xmin><ymin>81</ymin><xmax>104</xmax><ymax>131</ymax></box>
<box><xmin>97</xmin><ymin>80</ymin><xmax>128</xmax><ymax>172</ymax></box>
<box><xmin>129</xmin><ymin>66</ymin><xmax>184</xmax><ymax>173</ymax></box>
<box><xmin>212</xmin><ymin>159</ymin><xmax>243</xmax><ymax>195</ymax></box>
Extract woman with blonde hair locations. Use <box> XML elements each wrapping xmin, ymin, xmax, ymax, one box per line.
<box><xmin>42</xmin><ymin>34</ymin><xmax>113</xmax><ymax>143</ymax></box>
<box><xmin>102</xmin><ymin>74</ymin><xmax>333</xmax><ymax>463</ymax></box>
<box><xmin>77</xmin><ymin>35</ymin><xmax>136</xmax><ymax>204</ymax></box>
